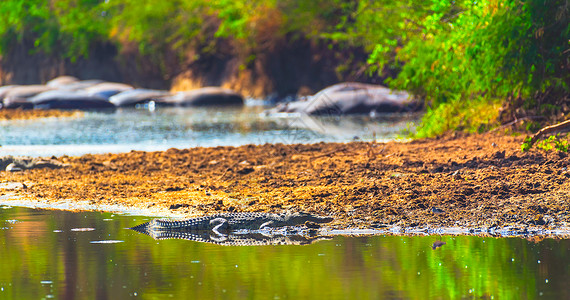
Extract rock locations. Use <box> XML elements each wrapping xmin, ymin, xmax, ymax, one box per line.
<box><xmin>0</xmin><ymin>182</ymin><xmax>26</xmax><ymax>189</ymax></box>
<box><xmin>237</xmin><ymin>167</ymin><xmax>254</xmax><ymax>175</ymax></box>
<box><xmin>46</xmin><ymin>76</ymin><xmax>80</xmax><ymax>88</ymax></box>
<box><xmin>84</xmin><ymin>82</ymin><xmax>134</xmax><ymax>99</ymax></box>
<box><xmin>431</xmin><ymin>207</ymin><xmax>445</xmax><ymax>214</ymax></box>
<box><xmin>56</xmin><ymin>79</ymin><xmax>104</xmax><ymax>91</ymax></box>
<box><xmin>0</xmin><ymin>156</ymin><xmax>69</xmax><ymax>171</ymax></box>
<box><xmin>109</xmin><ymin>89</ymin><xmax>170</xmax><ymax>107</ymax></box>
<box><xmin>269</xmin><ymin>100</ymin><xmax>308</xmax><ymax>115</ymax></box>
<box><xmin>266</xmin><ymin>82</ymin><xmax>421</xmax><ymax>115</ymax></box>
<box><xmin>0</xmin><ymin>85</ymin><xmax>20</xmax><ymax>99</ymax></box>
<box><xmin>162</xmin><ymin>87</ymin><xmax>244</xmax><ymax>106</ymax></box>
<box><xmin>304</xmin><ymin>221</ymin><xmax>322</xmax><ymax>229</ymax></box>
<box><xmin>431</xmin><ymin>241</ymin><xmax>446</xmax><ymax>250</ymax></box>
<box><xmin>169</xmin><ymin>203</ymin><xmax>190</xmax><ymax>210</ymax></box>
<box><xmin>30</xmin><ymin>90</ymin><xmax>116</xmax><ymax>110</ymax></box>
<box><xmin>5</xmin><ymin>163</ymin><xmax>22</xmax><ymax>172</ymax></box>
<box><xmin>7</xmin><ymin>85</ymin><xmax>54</xmax><ymax>98</ymax></box>
<box><xmin>2</xmin><ymin>85</ymin><xmax>54</xmax><ymax>109</ymax></box>
<box><xmin>0</xmin><ymin>85</ymin><xmax>20</xmax><ymax>108</ymax></box>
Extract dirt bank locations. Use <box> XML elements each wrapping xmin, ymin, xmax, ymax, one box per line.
<box><xmin>1</xmin><ymin>132</ymin><xmax>570</xmax><ymax>237</ymax></box>
<box><xmin>0</xmin><ymin>109</ymin><xmax>82</xmax><ymax>120</ymax></box>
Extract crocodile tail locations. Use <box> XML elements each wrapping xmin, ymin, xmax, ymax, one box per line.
<box><xmin>130</xmin><ymin>221</ymin><xmax>152</xmax><ymax>232</ymax></box>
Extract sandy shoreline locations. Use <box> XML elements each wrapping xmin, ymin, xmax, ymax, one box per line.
<box><xmin>1</xmin><ymin>196</ymin><xmax>569</xmax><ymax>239</ymax></box>
<box><xmin>0</xmin><ymin>109</ymin><xmax>82</xmax><ymax>120</ymax></box>
<box><xmin>1</xmin><ymin>131</ymin><xmax>570</xmax><ymax>238</ymax></box>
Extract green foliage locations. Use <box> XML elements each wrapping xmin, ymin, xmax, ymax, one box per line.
<box><xmin>534</xmin><ymin>135</ymin><xmax>569</xmax><ymax>152</ymax></box>
<box><xmin>53</xmin><ymin>0</ymin><xmax>110</xmax><ymax>61</ymax></box>
<box><xmin>349</xmin><ymin>1</ymin><xmax>434</xmax><ymax>72</ymax></box>
<box><xmin>521</xmin><ymin>137</ymin><xmax>533</xmax><ymax>152</ymax></box>
<box><xmin>0</xmin><ymin>0</ymin><xmax>108</xmax><ymax>61</ymax></box>
<box><xmin>414</xmin><ymin>96</ymin><xmax>502</xmax><ymax>138</ymax></box>
<box><xmin>0</xmin><ymin>0</ymin><xmax>364</xmax><ymax>61</ymax></box>
<box><xmin>212</xmin><ymin>0</ymin><xmax>269</xmax><ymax>40</ymax></box>
<box><xmin>210</xmin><ymin>0</ymin><xmax>360</xmax><ymax>53</ymax></box>
<box><xmin>525</xmin><ymin>121</ymin><xmax>542</xmax><ymax>133</ymax></box>
<box><xmin>522</xmin><ymin>133</ymin><xmax>570</xmax><ymax>152</ymax></box>
<box><xmin>357</xmin><ymin>0</ymin><xmax>569</xmax><ymax>136</ymax></box>
<box><xmin>103</xmin><ymin>0</ymin><xmax>205</xmax><ymax>55</ymax></box>
<box><xmin>0</xmin><ymin>0</ymin><xmax>53</xmax><ymax>53</ymax></box>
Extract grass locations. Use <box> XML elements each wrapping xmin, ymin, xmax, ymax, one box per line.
<box><xmin>414</xmin><ymin>96</ymin><xmax>503</xmax><ymax>138</ymax></box>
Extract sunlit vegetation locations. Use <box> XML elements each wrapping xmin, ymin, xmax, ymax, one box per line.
<box><xmin>345</xmin><ymin>0</ymin><xmax>569</xmax><ymax>136</ymax></box>
<box><xmin>0</xmin><ymin>0</ymin><xmax>568</xmax><ymax>136</ymax></box>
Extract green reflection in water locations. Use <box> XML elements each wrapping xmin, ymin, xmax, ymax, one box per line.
<box><xmin>0</xmin><ymin>206</ymin><xmax>568</xmax><ymax>299</ymax></box>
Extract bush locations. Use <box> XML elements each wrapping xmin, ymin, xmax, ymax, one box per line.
<box><xmin>360</xmin><ymin>0</ymin><xmax>569</xmax><ymax>136</ymax></box>
<box><xmin>0</xmin><ymin>0</ymin><xmax>109</xmax><ymax>61</ymax></box>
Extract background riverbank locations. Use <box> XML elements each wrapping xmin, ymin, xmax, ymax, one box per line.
<box><xmin>0</xmin><ymin>109</ymin><xmax>81</xmax><ymax>120</ymax></box>
<box><xmin>1</xmin><ymin>1</ymin><xmax>567</xmax><ymax>137</ymax></box>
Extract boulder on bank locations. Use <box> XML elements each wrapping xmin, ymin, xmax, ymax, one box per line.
<box><xmin>30</xmin><ymin>90</ymin><xmax>116</xmax><ymax>110</ymax></box>
<box><xmin>2</xmin><ymin>85</ymin><xmax>55</xmax><ymax>109</ymax></box>
<box><xmin>84</xmin><ymin>82</ymin><xmax>134</xmax><ymax>99</ymax></box>
<box><xmin>57</xmin><ymin>79</ymin><xmax>105</xmax><ymax>91</ymax></box>
<box><xmin>4</xmin><ymin>85</ymin><xmax>54</xmax><ymax>98</ymax></box>
<box><xmin>0</xmin><ymin>156</ymin><xmax>69</xmax><ymax>172</ymax></box>
<box><xmin>268</xmin><ymin>82</ymin><xmax>421</xmax><ymax>115</ymax></box>
<box><xmin>162</xmin><ymin>87</ymin><xmax>244</xmax><ymax>106</ymax></box>
<box><xmin>46</xmin><ymin>76</ymin><xmax>80</xmax><ymax>88</ymax></box>
<box><xmin>0</xmin><ymin>85</ymin><xmax>20</xmax><ymax>99</ymax></box>
<box><xmin>109</xmin><ymin>89</ymin><xmax>170</xmax><ymax>107</ymax></box>
<box><xmin>0</xmin><ymin>85</ymin><xmax>20</xmax><ymax>108</ymax></box>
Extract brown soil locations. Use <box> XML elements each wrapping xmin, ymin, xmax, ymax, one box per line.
<box><xmin>2</xmin><ymin>132</ymin><xmax>570</xmax><ymax>236</ymax></box>
<box><xmin>0</xmin><ymin>109</ymin><xmax>82</xmax><ymax>120</ymax></box>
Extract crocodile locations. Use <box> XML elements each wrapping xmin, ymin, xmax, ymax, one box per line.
<box><xmin>130</xmin><ymin>212</ymin><xmax>333</xmax><ymax>235</ymax></box>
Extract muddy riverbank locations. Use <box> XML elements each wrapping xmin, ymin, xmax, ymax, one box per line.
<box><xmin>1</xmin><ymin>132</ymin><xmax>570</xmax><ymax>237</ymax></box>
<box><xmin>0</xmin><ymin>109</ymin><xmax>82</xmax><ymax>120</ymax></box>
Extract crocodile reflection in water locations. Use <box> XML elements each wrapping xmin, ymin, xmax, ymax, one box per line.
<box><xmin>131</xmin><ymin>228</ymin><xmax>332</xmax><ymax>246</ymax></box>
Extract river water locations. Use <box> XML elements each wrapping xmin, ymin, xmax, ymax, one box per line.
<box><xmin>0</xmin><ymin>106</ymin><xmax>419</xmax><ymax>157</ymax></box>
<box><xmin>1</xmin><ymin>206</ymin><xmax>568</xmax><ymax>299</ymax></box>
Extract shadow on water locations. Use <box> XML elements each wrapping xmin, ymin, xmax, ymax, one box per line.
<box><xmin>1</xmin><ymin>206</ymin><xmax>569</xmax><ymax>299</ymax></box>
